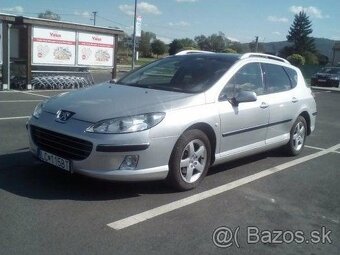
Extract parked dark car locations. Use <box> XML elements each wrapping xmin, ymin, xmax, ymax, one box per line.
<box><xmin>311</xmin><ymin>67</ymin><xmax>340</xmax><ymax>87</ymax></box>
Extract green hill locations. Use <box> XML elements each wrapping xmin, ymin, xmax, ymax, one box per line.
<box><xmin>261</xmin><ymin>38</ymin><xmax>336</xmax><ymax>58</ymax></box>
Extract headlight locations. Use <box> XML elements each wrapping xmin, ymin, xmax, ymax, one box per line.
<box><xmin>330</xmin><ymin>76</ymin><xmax>339</xmax><ymax>80</ymax></box>
<box><xmin>32</xmin><ymin>100</ymin><xmax>47</xmax><ymax>119</ymax></box>
<box><xmin>86</xmin><ymin>112</ymin><xmax>166</xmax><ymax>134</ymax></box>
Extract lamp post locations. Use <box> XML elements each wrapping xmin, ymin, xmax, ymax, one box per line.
<box><xmin>132</xmin><ymin>0</ymin><xmax>137</xmax><ymax>69</ymax></box>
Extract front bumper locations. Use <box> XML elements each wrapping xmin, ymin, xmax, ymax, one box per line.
<box><xmin>27</xmin><ymin>113</ymin><xmax>178</xmax><ymax>181</ymax></box>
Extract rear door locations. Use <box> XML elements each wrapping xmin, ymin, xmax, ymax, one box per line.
<box><xmin>261</xmin><ymin>63</ymin><xmax>298</xmax><ymax>144</ymax></box>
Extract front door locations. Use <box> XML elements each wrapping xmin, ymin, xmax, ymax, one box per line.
<box><xmin>218</xmin><ymin>62</ymin><xmax>269</xmax><ymax>155</ymax></box>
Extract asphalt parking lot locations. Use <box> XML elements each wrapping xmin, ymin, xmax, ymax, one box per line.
<box><xmin>0</xmin><ymin>88</ymin><xmax>339</xmax><ymax>255</ymax></box>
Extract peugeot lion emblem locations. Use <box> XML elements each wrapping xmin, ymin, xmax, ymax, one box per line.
<box><xmin>56</xmin><ymin>110</ymin><xmax>75</xmax><ymax>122</ymax></box>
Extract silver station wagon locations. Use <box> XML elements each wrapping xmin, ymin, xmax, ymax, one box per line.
<box><xmin>27</xmin><ymin>51</ymin><xmax>317</xmax><ymax>190</ymax></box>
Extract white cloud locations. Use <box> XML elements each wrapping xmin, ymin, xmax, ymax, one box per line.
<box><xmin>119</xmin><ymin>2</ymin><xmax>161</xmax><ymax>16</ymax></box>
<box><xmin>139</xmin><ymin>2</ymin><xmax>161</xmax><ymax>15</ymax></box>
<box><xmin>176</xmin><ymin>0</ymin><xmax>198</xmax><ymax>2</ymax></box>
<box><xmin>289</xmin><ymin>5</ymin><xmax>329</xmax><ymax>19</ymax></box>
<box><xmin>227</xmin><ymin>36</ymin><xmax>239</xmax><ymax>42</ymax></box>
<box><xmin>1</xmin><ymin>5</ymin><xmax>24</xmax><ymax>13</ymax></box>
<box><xmin>168</xmin><ymin>21</ymin><xmax>190</xmax><ymax>27</ymax></box>
<box><xmin>157</xmin><ymin>36</ymin><xmax>172</xmax><ymax>44</ymax></box>
<box><xmin>74</xmin><ymin>10</ymin><xmax>91</xmax><ymax>18</ymax></box>
<box><xmin>272</xmin><ymin>31</ymin><xmax>282</xmax><ymax>36</ymax></box>
<box><xmin>119</xmin><ymin>5</ymin><xmax>134</xmax><ymax>16</ymax></box>
<box><xmin>267</xmin><ymin>16</ymin><xmax>288</xmax><ymax>23</ymax></box>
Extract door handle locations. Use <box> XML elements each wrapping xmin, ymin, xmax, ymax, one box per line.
<box><xmin>260</xmin><ymin>102</ymin><xmax>269</xmax><ymax>109</ymax></box>
<box><xmin>292</xmin><ymin>97</ymin><xmax>298</xmax><ymax>103</ymax></box>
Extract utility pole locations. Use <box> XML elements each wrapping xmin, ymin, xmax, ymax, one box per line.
<box><xmin>255</xmin><ymin>36</ymin><xmax>259</xmax><ymax>52</ymax></box>
<box><xmin>91</xmin><ymin>11</ymin><xmax>97</xmax><ymax>26</ymax></box>
<box><xmin>132</xmin><ymin>0</ymin><xmax>137</xmax><ymax>69</ymax></box>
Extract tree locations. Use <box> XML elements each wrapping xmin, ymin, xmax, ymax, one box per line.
<box><xmin>303</xmin><ymin>51</ymin><xmax>319</xmax><ymax>65</ymax></box>
<box><xmin>209</xmin><ymin>33</ymin><xmax>227</xmax><ymax>52</ymax></box>
<box><xmin>168</xmin><ymin>38</ymin><xmax>197</xmax><ymax>55</ymax></box>
<box><xmin>287</xmin><ymin>11</ymin><xmax>316</xmax><ymax>54</ymax></box>
<box><xmin>117</xmin><ymin>33</ymin><xmax>131</xmax><ymax>63</ymax></box>
<box><xmin>194</xmin><ymin>33</ymin><xmax>228</xmax><ymax>52</ymax></box>
<box><xmin>139</xmin><ymin>31</ymin><xmax>156</xmax><ymax>57</ymax></box>
<box><xmin>168</xmin><ymin>39</ymin><xmax>183</xmax><ymax>55</ymax></box>
<box><xmin>194</xmin><ymin>35</ymin><xmax>210</xmax><ymax>51</ymax></box>
<box><xmin>279</xmin><ymin>45</ymin><xmax>294</xmax><ymax>58</ymax></box>
<box><xmin>38</xmin><ymin>10</ymin><xmax>61</xmax><ymax>20</ymax></box>
<box><xmin>151</xmin><ymin>39</ymin><xmax>166</xmax><ymax>58</ymax></box>
<box><xmin>228</xmin><ymin>42</ymin><xmax>248</xmax><ymax>53</ymax></box>
<box><xmin>287</xmin><ymin>54</ymin><xmax>305</xmax><ymax>66</ymax></box>
<box><xmin>178</xmin><ymin>38</ymin><xmax>196</xmax><ymax>48</ymax></box>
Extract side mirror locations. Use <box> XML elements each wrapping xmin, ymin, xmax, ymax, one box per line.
<box><xmin>228</xmin><ymin>91</ymin><xmax>257</xmax><ymax>107</ymax></box>
<box><xmin>110</xmin><ymin>79</ymin><xmax>118</xmax><ymax>84</ymax></box>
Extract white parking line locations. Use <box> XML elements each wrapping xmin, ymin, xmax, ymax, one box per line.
<box><xmin>107</xmin><ymin>144</ymin><xmax>340</xmax><ymax>230</ymax></box>
<box><xmin>305</xmin><ymin>145</ymin><xmax>326</xmax><ymax>151</ymax></box>
<box><xmin>0</xmin><ymin>116</ymin><xmax>30</xmax><ymax>120</ymax></box>
<box><xmin>0</xmin><ymin>100</ymin><xmax>43</xmax><ymax>103</ymax></box>
<box><xmin>305</xmin><ymin>145</ymin><xmax>340</xmax><ymax>154</ymax></box>
<box><xmin>31</xmin><ymin>89</ymin><xmax>74</xmax><ymax>92</ymax></box>
<box><xmin>14</xmin><ymin>90</ymin><xmax>50</xmax><ymax>98</ymax></box>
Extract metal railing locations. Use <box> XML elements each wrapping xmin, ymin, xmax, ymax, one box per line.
<box><xmin>30</xmin><ymin>71</ymin><xmax>94</xmax><ymax>90</ymax></box>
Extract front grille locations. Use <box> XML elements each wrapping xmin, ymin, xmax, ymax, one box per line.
<box><xmin>31</xmin><ymin>125</ymin><xmax>93</xmax><ymax>160</ymax></box>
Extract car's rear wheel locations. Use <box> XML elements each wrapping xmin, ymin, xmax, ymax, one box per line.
<box><xmin>285</xmin><ymin>116</ymin><xmax>307</xmax><ymax>156</ymax></box>
<box><xmin>167</xmin><ymin>129</ymin><xmax>211</xmax><ymax>191</ymax></box>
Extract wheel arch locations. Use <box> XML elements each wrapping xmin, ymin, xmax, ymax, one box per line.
<box><xmin>184</xmin><ymin>122</ymin><xmax>217</xmax><ymax>165</ymax></box>
<box><xmin>299</xmin><ymin>111</ymin><xmax>311</xmax><ymax>135</ymax></box>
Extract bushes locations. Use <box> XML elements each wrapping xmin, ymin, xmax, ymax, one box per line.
<box><xmin>303</xmin><ymin>51</ymin><xmax>319</xmax><ymax>65</ymax></box>
<box><xmin>287</xmin><ymin>54</ymin><xmax>305</xmax><ymax>66</ymax></box>
<box><xmin>223</xmin><ymin>48</ymin><xmax>237</xmax><ymax>53</ymax></box>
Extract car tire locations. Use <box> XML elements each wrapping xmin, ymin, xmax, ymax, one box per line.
<box><xmin>166</xmin><ymin>129</ymin><xmax>211</xmax><ymax>191</ymax></box>
<box><xmin>285</xmin><ymin>116</ymin><xmax>307</xmax><ymax>156</ymax></box>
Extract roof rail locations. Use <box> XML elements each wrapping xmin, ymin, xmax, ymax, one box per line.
<box><xmin>175</xmin><ymin>50</ymin><xmax>214</xmax><ymax>55</ymax></box>
<box><xmin>241</xmin><ymin>53</ymin><xmax>290</xmax><ymax>64</ymax></box>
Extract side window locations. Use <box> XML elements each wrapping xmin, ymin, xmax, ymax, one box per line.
<box><xmin>219</xmin><ymin>63</ymin><xmax>264</xmax><ymax>100</ymax></box>
<box><xmin>284</xmin><ymin>67</ymin><xmax>298</xmax><ymax>88</ymax></box>
<box><xmin>263</xmin><ymin>63</ymin><xmax>292</xmax><ymax>93</ymax></box>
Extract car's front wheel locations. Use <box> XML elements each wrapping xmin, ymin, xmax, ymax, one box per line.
<box><xmin>167</xmin><ymin>129</ymin><xmax>211</xmax><ymax>191</ymax></box>
<box><xmin>285</xmin><ymin>116</ymin><xmax>307</xmax><ymax>156</ymax></box>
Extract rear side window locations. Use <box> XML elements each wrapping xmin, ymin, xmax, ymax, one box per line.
<box><xmin>284</xmin><ymin>67</ymin><xmax>298</xmax><ymax>88</ymax></box>
<box><xmin>262</xmin><ymin>63</ymin><xmax>292</xmax><ymax>93</ymax></box>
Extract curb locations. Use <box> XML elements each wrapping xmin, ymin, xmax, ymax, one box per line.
<box><xmin>311</xmin><ymin>86</ymin><xmax>340</xmax><ymax>93</ymax></box>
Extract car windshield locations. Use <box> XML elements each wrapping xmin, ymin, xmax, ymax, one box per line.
<box><xmin>320</xmin><ymin>67</ymin><xmax>340</xmax><ymax>74</ymax></box>
<box><xmin>118</xmin><ymin>55</ymin><xmax>236</xmax><ymax>93</ymax></box>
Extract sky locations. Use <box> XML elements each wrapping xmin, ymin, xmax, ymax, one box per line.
<box><xmin>1</xmin><ymin>0</ymin><xmax>340</xmax><ymax>43</ymax></box>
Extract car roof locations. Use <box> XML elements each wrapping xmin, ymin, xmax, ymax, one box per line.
<box><xmin>170</xmin><ymin>52</ymin><xmax>293</xmax><ymax>66</ymax></box>
<box><xmin>170</xmin><ymin>52</ymin><xmax>242</xmax><ymax>62</ymax></box>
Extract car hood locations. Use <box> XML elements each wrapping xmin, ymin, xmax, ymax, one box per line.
<box><xmin>43</xmin><ymin>83</ymin><xmax>205</xmax><ymax>123</ymax></box>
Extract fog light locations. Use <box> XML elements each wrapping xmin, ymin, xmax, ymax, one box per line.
<box><xmin>119</xmin><ymin>155</ymin><xmax>139</xmax><ymax>170</ymax></box>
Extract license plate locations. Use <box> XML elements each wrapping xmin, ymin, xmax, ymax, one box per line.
<box><xmin>318</xmin><ymin>79</ymin><xmax>326</xmax><ymax>82</ymax></box>
<box><xmin>39</xmin><ymin>150</ymin><xmax>70</xmax><ymax>171</ymax></box>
